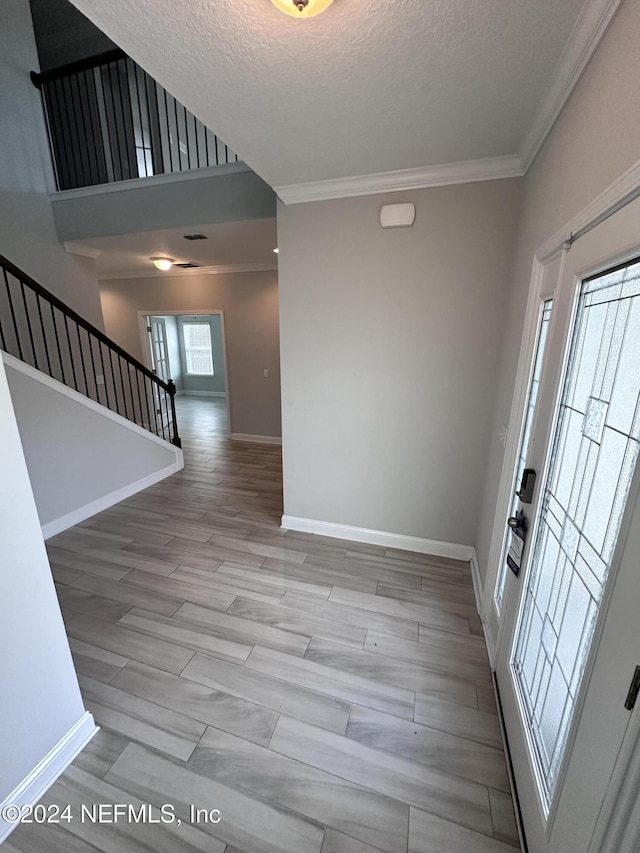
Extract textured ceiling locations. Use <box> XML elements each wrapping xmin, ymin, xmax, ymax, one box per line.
<box><xmin>69</xmin><ymin>0</ymin><xmax>586</xmax><ymax>188</ymax></box>
<box><xmin>75</xmin><ymin>218</ymin><xmax>278</xmax><ymax>278</ymax></box>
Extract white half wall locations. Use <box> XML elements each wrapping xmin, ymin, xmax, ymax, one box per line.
<box><xmin>0</xmin><ymin>354</ymin><xmax>95</xmax><ymax>840</ymax></box>
<box><xmin>3</xmin><ymin>354</ymin><xmax>183</xmax><ymax>537</ymax></box>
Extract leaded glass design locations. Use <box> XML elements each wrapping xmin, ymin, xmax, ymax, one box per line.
<box><xmin>496</xmin><ymin>301</ymin><xmax>553</xmax><ymax>610</ymax></box>
<box><xmin>512</xmin><ymin>259</ymin><xmax>640</xmax><ymax>805</ymax></box>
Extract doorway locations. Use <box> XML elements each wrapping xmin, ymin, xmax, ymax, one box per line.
<box><xmin>138</xmin><ymin>310</ymin><xmax>231</xmax><ymax>436</ymax></box>
<box><xmin>488</xmin><ymin>194</ymin><xmax>640</xmax><ymax>853</ymax></box>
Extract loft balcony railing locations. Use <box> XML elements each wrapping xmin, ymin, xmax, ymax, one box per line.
<box><xmin>31</xmin><ymin>48</ymin><xmax>239</xmax><ymax>192</ymax></box>
<box><xmin>0</xmin><ymin>254</ymin><xmax>181</xmax><ymax>448</ymax></box>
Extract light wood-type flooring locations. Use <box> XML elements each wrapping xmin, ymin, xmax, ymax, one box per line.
<box><xmin>6</xmin><ymin>397</ymin><xmax>520</xmax><ymax>853</ymax></box>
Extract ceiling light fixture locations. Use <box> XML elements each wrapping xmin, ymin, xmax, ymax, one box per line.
<box><xmin>270</xmin><ymin>0</ymin><xmax>334</xmax><ymax>18</ymax></box>
<box><xmin>273</xmin><ymin>248</ymin><xmax>279</xmax><ymax>254</ymax></box>
<box><xmin>151</xmin><ymin>257</ymin><xmax>174</xmax><ymax>271</ymax></box>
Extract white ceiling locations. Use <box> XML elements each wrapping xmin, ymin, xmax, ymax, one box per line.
<box><xmin>72</xmin><ymin>218</ymin><xmax>278</xmax><ymax>279</ymax></box>
<box><xmin>68</xmin><ymin>0</ymin><xmax>594</xmax><ymax>192</ymax></box>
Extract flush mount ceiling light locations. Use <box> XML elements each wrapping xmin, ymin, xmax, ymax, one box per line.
<box><xmin>270</xmin><ymin>0</ymin><xmax>334</xmax><ymax>18</ymax></box>
<box><xmin>151</xmin><ymin>257</ymin><xmax>174</xmax><ymax>271</ymax></box>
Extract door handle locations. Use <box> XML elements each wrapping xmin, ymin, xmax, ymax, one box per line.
<box><xmin>517</xmin><ymin>468</ymin><xmax>537</xmax><ymax>504</ymax></box>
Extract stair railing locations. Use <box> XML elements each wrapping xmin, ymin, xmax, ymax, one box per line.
<box><xmin>0</xmin><ymin>254</ymin><xmax>181</xmax><ymax>448</ymax></box>
<box><xmin>30</xmin><ymin>49</ymin><xmax>239</xmax><ymax>192</ymax></box>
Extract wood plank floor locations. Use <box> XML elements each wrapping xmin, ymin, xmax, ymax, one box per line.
<box><xmin>6</xmin><ymin>397</ymin><xmax>520</xmax><ymax>853</ymax></box>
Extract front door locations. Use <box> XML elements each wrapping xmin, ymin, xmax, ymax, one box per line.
<box><xmin>495</xmin><ymin>195</ymin><xmax>640</xmax><ymax>853</ymax></box>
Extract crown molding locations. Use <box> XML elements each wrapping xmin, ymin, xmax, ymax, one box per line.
<box><xmin>97</xmin><ymin>261</ymin><xmax>277</xmax><ymax>281</ymax></box>
<box><xmin>519</xmin><ymin>0</ymin><xmax>624</xmax><ymax>171</ymax></box>
<box><xmin>275</xmin><ymin>154</ymin><xmax>523</xmax><ymax>205</ymax></box>
<box><xmin>63</xmin><ymin>241</ymin><xmax>102</xmax><ymax>259</ymax></box>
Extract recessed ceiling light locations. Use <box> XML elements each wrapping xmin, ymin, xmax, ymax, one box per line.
<box><xmin>270</xmin><ymin>0</ymin><xmax>334</xmax><ymax>18</ymax></box>
<box><xmin>151</xmin><ymin>257</ymin><xmax>174</xmax><ymax>271</ymax></box>
<box><xmin>273</xmin><ymin>248</ymin><xmax>279</xmax><ymax>254</ymax></box>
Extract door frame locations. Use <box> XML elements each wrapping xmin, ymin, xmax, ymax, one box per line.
<box><xmin>482</xmin><ymin>159</ymin><xmax>640</xmax><ymax>849</ymax></box>
<box><xmin>482</xmin><ymin>160</ymin><xmax>640</xmax><ymax>657</ymax></box>
<box><xmin>137</xmin><ymin>309</ymin><xmax>232</xmax><ymax>436</ymax></box>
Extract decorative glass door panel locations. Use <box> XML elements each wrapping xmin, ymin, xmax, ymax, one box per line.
<box><xmin>512</xmin><ymin>259</ymin><xmax>640</xmax><ymax>805</ymax></box>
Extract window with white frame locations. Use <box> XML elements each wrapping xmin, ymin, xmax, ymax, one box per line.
<box><xmin>182</xmin><ymin>322</ymin><xmax>214</xmax><ymax>375</ymax></box>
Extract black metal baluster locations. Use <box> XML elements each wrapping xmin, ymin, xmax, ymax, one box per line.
<box><xmin>4</xmin><ymin>269</ymin><xmax>24</xmax><ymax>361</ymax></box>
<box><xmin>159</xmin><ymin>385</ymin><xmax>167</xmax><ymax>440</ymax></box>
<box><xmin>132</xmin><ymin>61</ymin><xmax>147</xmax><ymax>176</ymax></box>
<box><xmin>76</xmin><ymin>324</ymin><xmax>89</xmax><ymax>395</ymax></box>
<box><xmin>147</xmin><ymin>73</ymin><xmax>163</xmax><ymax>175</ymax></box>
<box><xmin>214</xmin><ymin>133</ymin><xmax>219</xmax><ymax>165</ymax></box>
<box><xmin>51</xmin><ymin>304</ymin><xmax>66</xmax><ymax>383</ymax></box>
<box><xmin>115</xmin><ymin>57</ymin><xmax>132</xmax><ymax>179</ymax></box>
<box><xmin>173</xmin><ymin>95</ymin><xmax>180</xmax><ymax>170</ymax></box>
<box><xmin>36</xmin><ymin>295</ymin><xmax>52</xmax><ymax>375</ymax></box>
<box><xmin>20</xmin><ymin>280</ymin><xmax>38</xmax><ymax>368</ymax></box>
<box><xmin>72</xmin><ymin>72</ymin><xmax>92</xmax><ymax>187</ymax></box>
<box><xmin>148</xmin><ymin>376</ymin><xmax>159</xmax><ymax>436</ymax></box>
<box><xmin>133</xmin><ymin>366</ymin><xmax>144</xmax><ymax>426</ymax></box>
<box><xmin>184</xmin><ymin>106</ymin><xmax>192</xmax><ymax>169</ymax></box>
<box><xmin>57</xmin><ymin>77</ymin><xmax>80</xmax><ymax>188</ymax></box>
<box><xmin>224</xmin><ymin>142</ymin><xmax>229</xmax><ymax>164</ymax></box>
<box><xmin>66</xmin><ymin>74</ymin><xmax>87</xmax><ymax>187</ymax></box>
<box><xmin>117</xmin><ymin>355</ymin><xmax>129</xmax><ymax>419</ymax></box>
<box><xmin>99</xmin><ymin>66</ymin><xmax>118</xmax><ymax>182</ymax></box>
<box><xmin>106</xmin><ymin>61</ymin><xmax>125</xmax><ymax>180</ymax></box>
<box><xmin>97</xmin><ymin>340</ymin><xmax>111</xmax><ymax>408</ymax></box>
<box><xmin>87</xmin><ymin>332</ymin><xmax>98</xmax><ymax>400</ymax></box>
<box><xmin>204</xmin><ymin>125</ymin><xmax>210</xmax><ymax>166</ymax></box>
<box><xmin>0</xmin><ymin>317</ymin><xmax>7</xmax><ymax>351</ymax></box>
<box><xmin>193</xmin><ymin>114</ymin><xmax>200</xmax><ymax>168</ymax></box>
<box><xmin>167</xmin><ymin>379</ymin><xmax>181</xmax><ymax>447</ymax></box>
<box><xmin>108</xmin><ymin>346</ymin><xmax>119</xmax><ymax>413</ymax></box>
<box><xmin>63</xmin><ymin>315</ymin><xmax>78</xmax><ymax>390</ymax></box>
<box><xmin>143</xmin><ymin>373</ymin><xmax>153</xmax><ymax>432</ymax></box>
<box><xmin>80</xmin><ymin>70</ymin><xmax>98</xmax><ymax>185</ymax></box>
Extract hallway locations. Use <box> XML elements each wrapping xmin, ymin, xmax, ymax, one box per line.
<box><xmin>6</xmin><ymin>397</ymin><xmax>519</xmax><ymax>853</ymax></box>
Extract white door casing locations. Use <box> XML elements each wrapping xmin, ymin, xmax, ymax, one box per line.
<box><xmin>494</xmin><ymin>193</ymin><xmax>640</xmax><ymax>853</ymax></box>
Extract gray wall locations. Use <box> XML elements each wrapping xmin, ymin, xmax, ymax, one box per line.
<box><xmin>277</xmin><ymin>180</ymin><xmax>521</xmax><ymax>546</ymax></box>
<box><xmin>5</xmin><ymin>355</ymin><xmax>179</xmax><ymax>530</ymax></box>
<box><xmin>177</xmin><ymin>314</ymin><xmax>226</xmax><ymax>395</ymax></box>
<box><xmin>100</xmin><ymin>271</ymin><xmax>281</xmax><ymax>438</ymax></box>
<box><xmin>51</xmin><ymin>165</ymin><xmax>277</xmax><ymax>242</ymax></box>
<box><xmin>474</xmin><ymin>0</ymin><xmax>640</xmax><ymax>590</ymax></box>
<box><xmin>1</xmin><ymin>0</ymin><xmax>104</xmax><ymax>328</ymax></box>
<box><xmin>0</xmin><ymin>355</ymin><xmax>85</xmax><ymax>801</ymax></box>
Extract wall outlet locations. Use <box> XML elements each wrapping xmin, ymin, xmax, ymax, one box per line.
<box><xmin>263</xmin><ymin>369</ymin><xmax>269</xmax><ymax>378</ymax></box>
<box><xmin>179</xmin><ymin>141</ymin><xmax>188</xmax><ymax>156</ymax></box>
<box><xmin>96</xmin><ymin>375</ymin><xmax>105</xmax><ymax>385</ymax></box>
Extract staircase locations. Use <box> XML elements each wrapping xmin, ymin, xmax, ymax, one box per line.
<box><xmin>0</xmin><ymin>253</ymin><xmax>181</xmax><ymax>448</ymax></box>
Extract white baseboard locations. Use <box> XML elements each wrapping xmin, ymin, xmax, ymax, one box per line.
<box><xmin>0</xmin><ymin>712</ymin><xmax>98</xmax><ymax>843</ymax></box>
<box><xmin>42</xmin><ymin>458</ymin><xmax>183</xmax><ymax>539</ymax></box>
<box><xmin>231</xmin><ymin>433</ymin><xmax>282</xmax><ymax>445</ymax></box>
<box><xmin>181</xmin><ymin>390</ymin><xmax>227</xmax><ymax>398</ymax></box>
<box><xmin>281</xmin><ymin>514</ymin><xmax>474</xmax><ymax>562</ymax></box>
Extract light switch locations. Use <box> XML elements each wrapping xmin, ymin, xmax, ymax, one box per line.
<box><xmin>263</xmin><ymin>369</ymin><xmax>269</xmax><ymax>378</ymax></box>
